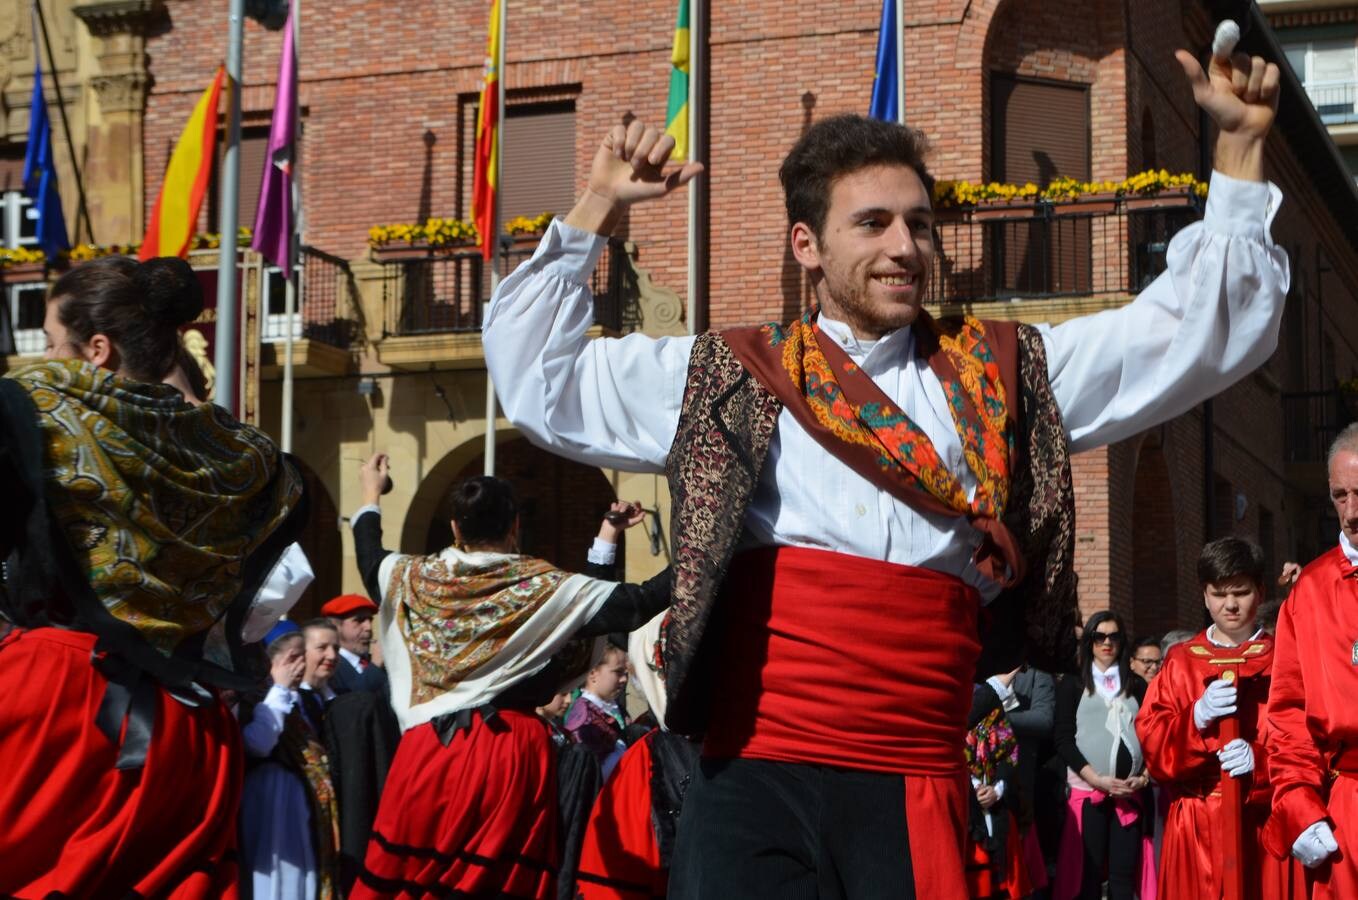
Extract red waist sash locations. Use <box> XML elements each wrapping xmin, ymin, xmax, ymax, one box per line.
<box><xmin>702</xmin><ymin>546</ymin><xmax>981</xmax><ymax>775</ymax></box>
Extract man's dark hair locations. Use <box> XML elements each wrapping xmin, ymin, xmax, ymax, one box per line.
<box><xmin>450</xmin><ymin>476</ymin><xmax>518</xmax><ymax>545</ymax></box>
<box><xmin>1133</xmin><ymin>635</ymin><xmax>1161</xmax><ymax>654</ymax></box>
<box><xmin>1197</xmin><ymin>536</ymin><xmax>1265</xmax><ymax>588</ymax></box>
<box><xmin>779</xmin><ymin>114</ymin><xmax>934</xmax><ymax>240</ymax></box>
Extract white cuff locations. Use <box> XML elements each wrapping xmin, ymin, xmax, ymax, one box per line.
<box><xmin>986</xmin><ymin>675</ymin><xmax>1019</xmax><ymax>711</ymax></box>
<box><xmin>1204</xmin><ymin>171</ymin><xmax>1281</xmax><ymax>240</ymax></box>
<box><xmin>536</xmin><ymin>218</ymin><xmax>610</xmax><ymax>286</ymax></box>
<box><xmin>352</xmin><ymin>504</ymin><xmax>381</xmax><ymax>525</ymax></box>
<box><xmin>587</xmin><ymin>537</ymin><xmax>618</xmax><ymax>566</ymax></box>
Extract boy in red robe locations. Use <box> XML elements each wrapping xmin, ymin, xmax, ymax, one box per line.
<box><xmin>1264</xmin><ymin>425</ymin><xmax>1358</xmax><ymax>898</ymax></box>
<box><xmin>1137</xmin><ymin>536</ymin><xmax>1304</xmax><ymax>900</ymax></box>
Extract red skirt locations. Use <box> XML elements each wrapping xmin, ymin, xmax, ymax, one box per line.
<box><xmin>0</xmin><ymin>627</ymin><xmax>242</xmax><ymax>899</ymax></box>
<box><xmin>353</xmin><ymin>709</ymin><xmax>560</xmax><ymax>899</ymax></box>
<box><xmin>575</xmin><ymin>732</ymin><xmax>666</xmax><ymax>899</ymax></box>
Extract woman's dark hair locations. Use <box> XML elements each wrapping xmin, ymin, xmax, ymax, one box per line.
<box><xmin>1197</xmin><ymin>536</ymin><xmax>1265</xmax><ymax>588</ymax></box>
<box><xmin>49</xmin><ymin>255</ymin><xmax>203</xmax><ymax>382</ymax></box>
<box><xmin>450</xmin><ymin>476</ymin><xmax>518</xmax><ymax>545</ymax></box>
<box><xmin>778</xmin><ymin>113</ymin><xmax>934</xmax><ymax>240</ymax></box>
<box><xmin>1078</xmin><ymin>610</ymin><xmax>1133</xmax><ymax>696</ymax></box>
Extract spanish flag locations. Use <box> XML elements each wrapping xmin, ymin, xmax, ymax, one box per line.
<box><xmin>472</xmin><ymin>0</ymin><xmax>502</xmax><ymax>262</ymax></box>
<box><xmin>664</xmin><ymin>0</ymin><xmax>689</xmax><ymax>161</ymax></box>
<box><xmin>140</xmin><ymin>67</ymin><xmax>225</xmax><ymax>260</ymax></box>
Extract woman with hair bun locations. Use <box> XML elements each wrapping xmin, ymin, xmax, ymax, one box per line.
<box><xmin>0</xmin><ymin>255</ymin><xmax>313</xmax><ymax>898</ymax></box>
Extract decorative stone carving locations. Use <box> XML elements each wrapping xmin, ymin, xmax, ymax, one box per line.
<box><xmin>90</xmin><ymin>69</ymin><xmax>145</xmax><ymax>112</ymax></box>
<box><xmin>71</xmin><ymin>0</ymin><xmax>162</xmax><ymax>38</ymax></box>
<box><xmin>616</xmin><ymin>240</ymin><xmax>687</xmax><ymax>338</ymax></box>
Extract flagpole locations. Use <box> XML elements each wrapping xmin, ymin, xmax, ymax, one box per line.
<box><xmin>895</xmin><ymin>0</ymin><xmax>905</xmax><ymax>125</ymax></box>
<box><xmin>215</xmin><ymin>0</ymin><xmax>245</xmax><ymax>414</ymax></box>
<box><xmin>281</xmin><ymin>0</ymin><xmax>299</xmax><ymax>454</ymax></box>
<box><xmin>31</xmin><ymin>0</ymin><xmax>93</xmax><ymax>245</ymax></box>
<box><xmin>483</xmin><ymin>0</ymin><xmax>506</xmax><ymax>478</ymax></box>
<box><xmin>685</xmin><ymin>0</ymin><xmax>696</xmax><ymax>337</ymax></box>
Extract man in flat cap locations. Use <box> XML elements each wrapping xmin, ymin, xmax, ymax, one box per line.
<box><xmin>323</xmin><ymin>594</ymin><xmax>388</xmax><ymax>696</ymax></box>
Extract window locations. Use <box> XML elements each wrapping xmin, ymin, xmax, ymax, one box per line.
<box><xmin>462</xmin><ymin>99</ymin><xmax>577</xmax><ymax>225</ymax></box>
<box><xmin>1283</xmin><ymin>35</ymin><xmax>1358</xmax><ymax>121</ymax></box>
<box><xmin>260</xmin><ymin>261</ymin><xmax>303</xmax><ymax>342</ymax></box>
<box><xmin>207</xmin><ymin>126</ymin><xmax>272</xmax><ymax>233</ymax></box>
<box><xmin>1</xmin><ymin>186</ymin><xmax>45</xmax><ymax>356</ymax></box>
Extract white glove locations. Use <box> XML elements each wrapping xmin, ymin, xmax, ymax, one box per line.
<box><xmin>1194</xmin><ymin>679</ymin><xmax>1237</xmax><ymax>730</ymax></box>
<box><xmin>1291</xmin><ymin>820</ymin><xmax>1339</xmax><ymax>868</ymax></box>
<box><xmin>1217</xmin><ymin>738</ymin><xmax>1254</xmax><ymax>777</ymax></box>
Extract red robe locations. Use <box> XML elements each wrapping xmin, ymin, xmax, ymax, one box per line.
<box><xmin>1136</xmin><ymin>630</ymin><xmax>1305</xmax><ymax>900</ymax></box>
<box><xmin>1264</xmin><ymin>545</ymin><xmax>1358</xmax><ymax>899</ymax></box>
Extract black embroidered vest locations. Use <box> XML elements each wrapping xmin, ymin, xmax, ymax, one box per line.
<box><xmin>660</xmin><ymin>319</ymin><xmax>1078</xmax><ymax>736</ymax></box>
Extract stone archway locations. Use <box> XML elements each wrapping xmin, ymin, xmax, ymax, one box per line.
<box><xmin>408</xmin><ymin>436</ymin><xmax>620</xmax><ymax>569</ymax></box>
<box><xmin>1130</xmin><ymin>436</ymin><xmax>1180</xmax><ymax>637</ymax></box>
<box><xmin>290</xmin><ymin>458</ymin><xmax>343</xmax><ymax>620</ymax></box>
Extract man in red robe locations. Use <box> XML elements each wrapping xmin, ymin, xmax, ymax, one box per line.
<box><xmin>1265</xmin><ymin>424</ymin><xmax>1358</xmax><ymax>898</ymax></box>
<box><xmin>1137</xmin><ymin>537</ymin><xmax>1304</xmax><ymax>899</ymax></box>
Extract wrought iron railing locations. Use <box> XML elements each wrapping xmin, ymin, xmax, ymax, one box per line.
<box><xmin>928</xmin><ymin>198</ymin><xmax>1202</xmax><ymax>305</ymax></box>
<box><xmin>1304</xmin><ymin>79</ymin><xmax>1358</xmax><ymax>122</ymax></box>
<box><xmin>377</xmin><ymin>237</ymin><xmax>624</xmax><ymax>336</ymax></box>
<box><xmin>259</xmin><ymin>246</ymin><xmax>361</xmax><ymax>350</ymax></box>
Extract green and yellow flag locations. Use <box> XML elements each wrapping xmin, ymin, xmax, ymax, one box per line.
<box><xmin>664</xmin><ymin>0</ymin><xmax>689</xmax><ymax>160</ymax></box>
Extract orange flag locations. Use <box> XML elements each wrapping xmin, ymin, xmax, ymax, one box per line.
<box><xmin>472</xmin><ymin>0</ymin><xmax>501</xmax><ymax>261</ymax></box>
<box><xmin>141</xmin><ymin>67</ymin><xmax>225</xmax><ymax>260</ymax></box>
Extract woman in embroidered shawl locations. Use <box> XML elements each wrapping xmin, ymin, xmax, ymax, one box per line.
<box><xmin>0</xmin><ymin>257</ymin><xmax>308</xmax><ymax>899</ymax></box>
<box><xmin>347</xmin><ymin>455</ymin><xmax>672</xmax><ymax>900</ymax></box>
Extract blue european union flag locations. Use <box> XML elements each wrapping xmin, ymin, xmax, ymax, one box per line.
<box><xmin>23</xmin><ymin>64</ymin><xmax>69</xmax><ymax>258</ymax></box>
<box><xmin>869</xmin><ymin>0</ymin><xmax>898</xmax><ymax>122</ymax></box>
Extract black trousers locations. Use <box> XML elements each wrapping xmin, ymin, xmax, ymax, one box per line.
<box><xmin>668</xmin><ymin>757</ymin><xmax>916</xmax><ymax>900</ymax></box>
<box><xmin>1075</xmin><ymin>794</ymin><xmax>1142</xmax><ymax>900</ymax></box>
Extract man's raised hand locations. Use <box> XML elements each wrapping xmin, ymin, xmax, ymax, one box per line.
<box><xmin>1175</xmin><ymin>20</ymin><xmax>1281</xmax><ymax>181</ymax></box>
<box><xmin>566</xmin><ymin>119</ymin><xmax>704</xmax><ymax>236</ymax></box>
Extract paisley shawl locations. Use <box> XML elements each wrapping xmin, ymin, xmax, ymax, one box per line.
<box><xmin>4</xmin><ymin>359</ymin><xmax>302</xmax><ymax>658</ymax></box>
<box><xmin>759</xmin><ymin>309</ymin><xmax>1012</xmax><ymax>519</ymax></box>
<box><xmin>275</xmin><ymin>708</ymin><xmax>341</xmax><ymax>900</ymax></box>
<box><xmin>378</xmin><ymin>547</ymin><xmax>616</xmax><ymax>731</ymax></box>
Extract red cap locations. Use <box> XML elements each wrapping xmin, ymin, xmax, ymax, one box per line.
<box><xmin>320</xmin><ymin>594</ymin><xmax>378</xmax><ymax>618</ymax></box>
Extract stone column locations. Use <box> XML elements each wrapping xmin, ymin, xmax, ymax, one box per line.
<box><xmin>73</xmin><ymin>0</ymin><xmax>160</xmax><ymax>246</ymax></box>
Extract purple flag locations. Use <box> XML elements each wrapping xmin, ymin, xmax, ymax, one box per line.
<box><xmin>251</xmin><ymin>2</ymin><xmax>298</xmax><ymax>270</ymax></box>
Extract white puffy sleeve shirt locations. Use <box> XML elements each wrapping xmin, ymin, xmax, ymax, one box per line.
<box><xmin>483</xmin><ymin>172</ymin><xmax>1288</xmax><ymax>596</ymax></box>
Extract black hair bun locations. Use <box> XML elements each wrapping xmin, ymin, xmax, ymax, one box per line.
<box><xmin>136</xmin><ymin>257</ymin><xmax>204</xmax><ymax>326</ymax></box>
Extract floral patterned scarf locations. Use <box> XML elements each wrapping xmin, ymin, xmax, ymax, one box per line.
<box><xmin>725</xmin><ymin>310</ymin><xmax>1022</xmax><ymax>584</ymax></box>
<box><xmin>5</xmin><ymin>360</ymin><xmax>302</xmax><ymax>658</ymax></box>
<box><xmin>388</xmin><ymin>552</ymin><xmax>572</xmax><ymax>706</ymax></box>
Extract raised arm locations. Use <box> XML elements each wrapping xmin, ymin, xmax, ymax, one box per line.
<box><xmin>483</xmin><ymin>120</ymin><xmax>703</xmax><ymax>472</ymax></box>
<box><xmin>1043</xmin><ymin>33</ymin><xmax>1290</xmax><ymax>452</ymax></box>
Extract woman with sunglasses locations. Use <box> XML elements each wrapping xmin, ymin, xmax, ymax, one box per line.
<box><xmin>1051</xmin><ymin>611</ymin><xmax>1155</xmax><ymax>899</ymax></box>
<box><xmin>0</xmin><ymin>256</ymin><xmax>309</xmax><ymax>898</ymax></box>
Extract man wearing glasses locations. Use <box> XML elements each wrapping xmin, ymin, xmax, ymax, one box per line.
<box><xmin>1130</xmin><ymin>638</ymin><xmax>1164</xmax><ymax>684</ymax></box>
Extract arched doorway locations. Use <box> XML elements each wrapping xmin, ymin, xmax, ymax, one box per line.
<box><xmin>421</xmin><ymin>437</ymin><xmax>621</xmax><ymax>569</ymax></box>
<box><xmin>290</xmin><ymin>458</ymin><xmax>343</xmax><ymax>620</ymax></box>
<box><xmin>1130</xmin><ymin>436</ymin><xmax>1180</xmax><ymax>637</ymax></box>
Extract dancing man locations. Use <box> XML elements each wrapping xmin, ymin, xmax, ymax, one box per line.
<box><xmin>484</xmin><ymin>28</ymin><xmax>1286</xmax><ymax>898</ymax></box>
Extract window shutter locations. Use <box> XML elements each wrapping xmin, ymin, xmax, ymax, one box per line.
<box><xmin>990</xmin><ymin>76</ymin><xmax>1092</xmax><ymax>295</ymax></box>
<box><xmin>499</xmin><ymin>102</ymin><xmax>576</xmax><ymax>222</ymax></box>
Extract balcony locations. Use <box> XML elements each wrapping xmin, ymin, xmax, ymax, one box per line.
<box><xmin>1304</xmin><ymin>79</ymin><xmax>1358</xmax><ymax>125</ymax></box>
<box><xmin>926</xmin><ymin>195</ymin><xmax>1202</xmax><ymax>314</ymax></box>
<box><xmin>258</xmin><ymin>245</ymin><xmax>362</xmax><ymax>378</ymax></box>
<box><xmin>374</xmin><ymin>236</ymin><xmax>627</xmax><ymax>370</ymax></box>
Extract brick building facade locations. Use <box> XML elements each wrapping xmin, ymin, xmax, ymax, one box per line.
<box><xmin>3</xmin><ymin>0</ymin><xmax>1356</xmax><ymax>633</ymax></box>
